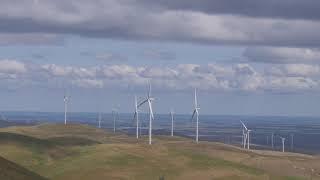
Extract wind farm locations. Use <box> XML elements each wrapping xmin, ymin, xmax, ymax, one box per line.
<box><xmin>0</xmin><ymin>84</ymin><xmax>319</xmax><ymax>179</ymax></box>
<box><xmin>1</xmin><ymin>0</ymin><xmax>320</xmax><ymax>179</ymax></box>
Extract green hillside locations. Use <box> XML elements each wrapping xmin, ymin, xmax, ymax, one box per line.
<box><xmin>0</xmin><ymin>155</ymin><xmax>46</xmax><ymax>180</ymax></box>
<box><xmin>0</xmin><ymin>124</ymin><xmax>318</xmax><ymax>180</ymax></box>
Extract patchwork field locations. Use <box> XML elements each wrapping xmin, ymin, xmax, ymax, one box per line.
<box><xmin>0</xmin><ymin>123</ymin><xmax>319</xmax><ymax>180</ymax></box>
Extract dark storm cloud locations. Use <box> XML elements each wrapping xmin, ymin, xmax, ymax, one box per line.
<box><xmin>0</xmin><ymin>32</ymin><xmax>63</xmax><ymax>46</ymax></box>
<box><xmin>1</xmin><ymin>0</ymin><xmax>320</xmax><ymax>47</ymax></box>
<box><xmin>137</xmin><ymin>0</ymin><xmax>320</xmax><ymax>20</ymax></box>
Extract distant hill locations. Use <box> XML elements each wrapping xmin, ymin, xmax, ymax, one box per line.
<box><xmin>0</xmin><ymin>120</ymin><xmax>18</xmax><ymax>128</ymax></box>
<box><xmin>0</xmin><ymin>156</ymin><xmax>46</xmax><ymax>180</ymax></box>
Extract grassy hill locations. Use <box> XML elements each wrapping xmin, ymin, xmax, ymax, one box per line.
<box><xmin>0</xmin><ymin>155</ymin><xmax>46</xmax><ymax>180</ymax></box>
<box><xmin>0</xmin><ymin>123</ymin><xmax>319</xmax><ymax>180</ymax></box>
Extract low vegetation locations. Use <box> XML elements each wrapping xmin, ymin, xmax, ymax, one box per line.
<box><xmin>0</xmin><ymin>123</ymin><xmax>318</xmax><ymax>180</ymax></box>
<box><xmin>0</xmin><ymin>156</ymin><xmax>46</xmax><ymax>180</ymax></box>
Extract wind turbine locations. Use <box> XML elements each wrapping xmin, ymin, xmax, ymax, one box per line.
<box><xmin>240</xmin><ymin>120</ymin><xmax>248</xmax><ymax>149</ymax></box>
<box><xmin>240</xmin><ymin>120</ymin><xmax>251</xmax><ymax>149</ymax></box>
<box><xmin>138</xmin><ymin>83</ymin><xmax>155</xmax><ymax>145</ymax></box>
<box><xmin>191</xmin><ymin>88</ymin><xmax>200</xmax><ymax>143</ymax></box>
<box><xmin>271</xmin><ymin>133</ymin><xmax>274</xmax><ymax>149</ymax></box>
<box><xmin>280</xmin><ymin>136</ymin><xmax>286</xmax><ymax>152</ymax></box>
<box><xmin>170</xmin><ymin>109</ymin><xmax>174</xmax><ymax>137</ymax></box>
<box><xmin>112</xmin><ymin>108</ymin><xmax>119</xmax><ymax>133</ymax></box>
<box><xmin>241</xmin><ymin>128</ymin><xmax>246</xmax><ymax>148</ymax></box>
<box><xmin>247</xmin><ymin>129</ymin><xmax>252</xmax><ymax>150</ymax></box>
<box><xmin>133</xmin><ymin>95</ymin><xmax>139</xmax><ymax>139</ymax></box>
<box><xmin>98</xmin><ymin>111</ymin><xmax>102</xmax><ymax>128</ymax></box>
<box><xmin>63</xmin><ymin>93</ymin><xmax>70</xmax><ymax>125</ymax></box>
<box><xmin>290</xmin><ymin>133</ymin><xmax>294</xmax><ymax>151</ymax></box>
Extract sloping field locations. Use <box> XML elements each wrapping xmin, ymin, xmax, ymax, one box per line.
<box><xmin>0</xmin><ymin>124</ymin><xmax>319</xmax><ymax>180</ymax></box>
<box><xmin>0</xmin><ymin>155</ymin><xmax>46</xmax><ymax>180</ymax></box>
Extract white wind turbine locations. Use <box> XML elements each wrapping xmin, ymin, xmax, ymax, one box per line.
<box><xmin>63</xmin><ymin>93</ymin><xmax>70</xmax><ymax>125</ymax></box>
<box><xmin>112</xmin><ymin>107</ymin><xmax>119</xmax><ymax>133</ymax></box>
<box><xmin>271</xmin><ymin>132</ymin><xmax>274</xmax><ymax>149</ymax></box>
<box><xmin>98</xmin><ymin>111</ymin><xmax>102</xmax><ymax>129</ymax></box>
<box><xmin>138</xmin><ymin>83</ymin><xmax>155</xmax><ymax>145</ymax></box>
<box><xmin>240</xmin><ymin>120</ymin><xmax>248</xmax><ymax>149</ymax></box>
<box><xmin>280</xmin><ymin>136</ymin><xmax>286</xmax><ymax>152</ymax></box>
<box><xmin>170</xmin><ymin>109</ymin><xmax>174</xmax><ymax>137</ymax></box>
<box><xmin>290</xmin><ymin>133</ymin><xmax>294</xmax><ymax>151</ymax></box>
<box><xmin>191</xmin><ymin>88</ymin><xmax>200</xmax><ymax>143</ymax></box>
<box><xmin>133</xmin><ymin>95</ymin><xmax>140</xmax><ymax>139</ymax></box>
<box><xmin>240</xmin><ymin>120</ymin><xmax>251</xmax><ymax>149</ymax></box>
<box><xmin>247</xmin><ymin>129</ymin><xmax>252</xmax><ymax>150</ymax></box>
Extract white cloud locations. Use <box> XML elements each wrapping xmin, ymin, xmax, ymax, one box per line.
<box><xmin>269</xmin><ymin>77</ymin><xmax>317</xmax><ymax>91</ymax></box>
<box><xmin>42</xmin><ymin>64</ymin><xmax>72</xmax><ymax>76</ymax></box>
<box><xmin>0</xmin><ymin>59</ymin><xmax>319</xmax><ymax>92</ymax></box>
<box><xmin>0</xmin><ymin>60</ymin><xmax>27</xmax><ymax>74</ymax></box>
<box><xmin>100</xmin><ymin>65</ymin><xmax>138</xmax><ymax>79</ymax></box>
<box><xmin>141</xmin><ymin>67</ymin><xmax>177</xmax><ymax>79</ymax></box>
<box><xmin>266</xmin><ymin>64</ymin><xmax>320</xmax><ymax>77</ymax></box>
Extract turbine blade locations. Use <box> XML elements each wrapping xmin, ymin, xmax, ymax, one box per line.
<box><xmin>240</xmin><ymin>120</ymin><xmax>248</xmax><ymax>131</ymax></box>
<box><xmin>148</xmin><ymin>100</ymin><xmax>154</xmax><ymax>120</ymax></box>
<box><xmin>191</xmin><ymin>109</ymin><xmax>196</xmax><ymax>123</ymax></box>
<box><xmin>132</xmin><ymin>112</ymin><xmax>137</xmax><ymax>125</ymax></box>
<box><xmin>194</xmin><ymin>88</ymin><xmax>197</xmax><ymax>108</ymax></box>
<box><xmin>138</xmin><ymin>99</ymin><xmax>148</xmax><ymax>108</ymax></box>
<box><xmin>134</xmin><ymin>95</ymin><xmax>137</xmax><ymax>110</ymax></box>
<box><xmin>148</xmin><ymin>82</ymin><xmax>151</xmax><ymax>98</ymax></box>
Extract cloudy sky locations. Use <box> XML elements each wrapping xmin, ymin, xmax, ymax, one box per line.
<box><xmin>1</xmin><ymin>0</ymin><xmax>320</xmax><ymax>116</ymax></box>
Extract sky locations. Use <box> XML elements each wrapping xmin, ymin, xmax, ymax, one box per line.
<box><xmin>1</xmin><ymin>0</ymin><xmax>320</xmax><ymax>116</ymax></box>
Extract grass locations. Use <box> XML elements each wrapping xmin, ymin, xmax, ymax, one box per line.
<box><xmin>169</xmin><ymin>147</ymin><xmax>264</xmax><ymax>175</ymax></box>
<box><xmin>0</xmin><ymin>156</ymin><xmax>47</xmax><ymax>180</ymax></box>
<box><xmin>283</xmin><ymin>176</ymin><xmax>306</xmax><ymax>180</ymax></box>
<box><xmin>0</xmin><ymin>123</ymin><xmax>317</xmax><ymax>180</ymax></box>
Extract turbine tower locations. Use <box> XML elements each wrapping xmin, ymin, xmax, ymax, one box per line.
<box><xmin>191</xmin><ymin>88</ymin><xmax>200</xmax><ymax>143</ymax></box>
<box><xmin>63</xmin><ymin>93</ymin><xmax>70</xmax><ymax>125</ymax></box>
<box><xmin>138</xmin><ymin>83</ymin><xmax>155</xmax><ymax>145</ymax></box>
<box><xmin>112</xmin><ymin>108</ymin><xmax>119</xmax><ymax>133</ymax></box>
<box><xmin>242</xmin><ymin>128</ymin><xmax>245</xmax><ymax>147</ymax></box>
<box><xmin>271</xmin><ymin>133</ymin><xmax>274</xmax><ymax>149</ymax></box>
<box><xmin>133</xmin><ymin>95</ymin><xmax>139</xmax><ymax>139</ymax></box>
<box><xmin>280</xmin><ymin>136</ymin><xmax>286</xmax><ymax>152</ymax></box>
<box><xmin>98</xmin><ymin>111</ymin><xmax>102</xmax><ymax>128</ymax></box>
<box><xmin>247</xmin><ymin>130</ymin><xmax>251</xmax><ymax>150</ymax></box>
<box><xmin>290</xmin><ymin>133</ymin><xmax>294</xmax><ymax>151</ymax></box>
<box><xmin>170</xmin><ymin>109</ymin><xmax>174</xmax><ymax>137</ymax></box>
